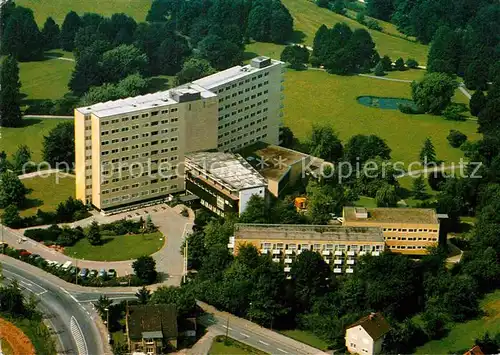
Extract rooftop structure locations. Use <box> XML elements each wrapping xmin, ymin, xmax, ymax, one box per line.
<box><xmin>185</xmin><ymin>152</ymin><xmax>267</xmax><ymax>191</ymax></box>
<box><xmin>234</xmin><ymin>223</ymin><xmax>385</xmax><ymax>243</ymax></box>
<box><xmin>343</xmin><ymin>207</ymin><xmax>439</xmax><ymax>225</ymax></box>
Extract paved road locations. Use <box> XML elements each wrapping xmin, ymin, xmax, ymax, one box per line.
<box><xmin>3</xmin><ymin>203</ymin><xmax>193</xmax><ymax>285</ymax></box>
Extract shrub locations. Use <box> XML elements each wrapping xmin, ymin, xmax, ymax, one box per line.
<box><xmin>374</xmin><ymin>61</ymin><xmax>385</xmax><ymax>76</ymax></box>
<box><xmin>406</xmin><ymin>58</ymin><xmax>419</xmax><ymax>68</ymax></box>
<box><xmin>366</xmin><ymin>19</ymin><xmax>382</xmax><ymax>31</ymax></box>
<box><xmin>447</xmin><ymin>130</ymin><xmax>468</xmax><ymax>148</ymax></box>
<box><xmin>398</xmin><ymin>103</ymin><xmax>423</xmax><ymax>114</ymax></box>
<box><xmin>394</xmin><ymin>57</ymin><xmax>406</xmax><ymax>71</ymax></box>
<box><xmin>443</xmin><ymin>104</ymin><xmax>466</xmax><ymax>121</ymax></box>
<box><xmin>356</xmin><ymin>12</ymin><xmax>366</xmax><ymax>24</ymax></box>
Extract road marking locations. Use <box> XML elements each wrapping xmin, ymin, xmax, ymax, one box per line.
<box><xmin>222</xmin><ymin>325</ymin><xmax>233</xmax><ymax>330</ymax></box>
<box><xmin>239</xmin><ymin>332</ymin><xmax>250</xmax><ymax>338</ymax></box>
<box><xmin>259</xmin><ymin>340</ymin><xmax>270</xmax><ymax>346</ymax></box>
<box><xmin>76</xmin><ymin>296</ymin><xmax>135</xmax><ymax>303</ymax></box>
<box><xmin>277</xmin><ymin>348</ymin><xmax>288</xmax><ymax>353</ymax></box>
<box><xmin>4</xmin><ymin>272</ymin><xmax>48</xmax><ymax>294</ymax></box>
<box><xmin>59</xmin><ymin>286</ymin><xmax>79</xmax><ymax>303</ymax></box>
<box><xmin>70</xmin><ymin>316</ymin><xmax>89</xmax><ymax>355</ymax></box>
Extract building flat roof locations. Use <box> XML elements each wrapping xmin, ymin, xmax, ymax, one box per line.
<box><xmin>185</xmin><ymin>152</ymin><xmax>267</xmax><ymax>191</ymax></box>
<box><xmin>343</xmin><ymin>207</ymin><xmax>439</xmax><ymax>224</ymax></box>
<box><xmin>193</xmin><ymin>58</ymin><xmax>282</xmax><ymax>89</ymax></box>
<box><xmin>234</xmin><ymin>223</ymin><xmax>385</xmax><ymax>243</ymax></box>
<box><xmin>75</xmin><ymin>84</ymin><xmax>215</xmax><ymax>118</ymax></box>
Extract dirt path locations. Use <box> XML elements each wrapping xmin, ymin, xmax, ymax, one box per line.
<box><xmin>0</xmin><ymin>318</ymin><xmax>36</xmax><ymax>355</ymax></box>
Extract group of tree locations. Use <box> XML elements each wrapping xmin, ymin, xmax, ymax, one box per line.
<box><xmin>374</xmin><ymin>55</ymin><xmax>418</xmax><ymax>76</ymax></box>
<box><xmin>312</xmin><ymin>23</ymin><xmax>379</xmax><ymax>74</ymax></box>
<box><xmin>0</xmin><ymin>145</ymin><xmax>34</xmax><ymax>175</ymax></box>
<box><xmin>0</xmin><ymin>56</ymin><xmax>23</xmax><ymax>127</ymax></box>
<box><xmin>42</xmin><ymin>121</ymin><xmax>75</xmax><ymax>167</ymax></box>
<box><xmin>280</xmin><ymin>45</ymin><xmax>310</xmax><ymax>70</ymax></box>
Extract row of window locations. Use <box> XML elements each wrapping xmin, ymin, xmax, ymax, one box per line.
<box><xmin>200</xmin><ymin>199</ymin><xmax>225</xmax><ymax>217</ymax></box>
<box><xmin>101</xmin><ymin>124</ymin><xmax>179</xmax><ymax>138</ymax></box>
<box><xmin>103</xmin><ymin>155</ymin><xmax>178</xmax><ymax>166</ymax></box>
<box><xmin>383</xmin><ymin>228</ymin><xmax>438</xmax><ymax>233</ymax></box>
<box><xmin>101</xmin><ymin>176</ymin><xmax>179</xmax><ymax>194</ymax></box>
<box><xmin>260</xmin><ymin>243</ymin><xmax>382</xmax><ymax>252</ymax></box>
<box><xmin>218</xmin><ymin>92</ymin><xmax>269</xmax><ymax>113</ymax></box>
<box><xmin>102</xmin><ymin>185</ymin><xmax>178</xmax><ymax>205</ymax></box>
<box><xmin>385</xmin><ymin>236</ymin><xmax>438</xmax><ymax>241</ymax></box>
<box><xmin>218</xmin><ymin>133</ymin><xmax>268</xmax><ymax>149</ymax></box>
<box><xmin>101</xmin><ymin>145</ymin><xmax>178</xmax><ymax>156</ymax></box>
<box><xmin>218</xmin><ymin>101</ymin><xmax>269</xmax><ymax>121</ymax></box>
<box><xmin>102</xmin><ymin>135</ymin><xmax>178</xmax><ymax>146</ymax></box>
<box><xmin>389</xmin><ymin>245</ymin><xmax>429</xmax><ymax>250</ymax></box>
<box><xmin>214</xmin><ymin>71</ymin><xmax>270</xmax><ymax>94</ymax></box>
<box><xmin>100</xmin><ymin>109</ymin><xmax>179</xmax><ymax>126</ymax></box>
<box><xmin>219</xmin><ymin>113</ymin><xmax>268</xmax><ymax>131</ymax></box>
<box><xmin>219</xmin><ymin>85</ymin><xmax>269</xmax><ymax>104</ymax></box>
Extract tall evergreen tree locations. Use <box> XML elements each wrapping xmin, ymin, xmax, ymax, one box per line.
<box><xmin>60</xmin><ymin>11</ymin><xmax>82</xmax><ymax>51</ymax></box>
<box><xmin>0</xmin><ymin>56</ymin><xmax>23</xmax><ymax>128</ymax></box>
<box><xmin>427</xmin><ymin>26</ymin><xmax>462</xmax><ymax>75</ymax></box>
<box><xmin>41</xmin><ymin>17</ymin><xmax>60</xmax><ymax>50</ymax></box>
<box><xmin>470</xmin><ymin>91</ymin><xmax>487</xmax><ymax>117</ymax></box>
<box><xmin>419</xmin><ymin>138</ymin><xmax>437</xmax><ymax>165</ymax></box>
<box><xmin>412</xmin><ymin>176</ymin><xmax>427</xmax><ymax>199</ymax></box>
<box><xmin>464</xmin><ymin>60</ymin><xmax>489</xmax><ymax>91</ymax></box>
<box><xmin>2</xmin><ymin>6</ymin><xmax>43</xmax><ymax>61</ymax></box>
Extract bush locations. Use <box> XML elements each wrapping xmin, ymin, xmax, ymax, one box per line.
<box><xmin>310</xmin><ymin>56</ymin><xmax>321</xmax><ymax>68</ymax></box>
<box><xmin>394</xmin><ymin>57</ymin><xmax>406</xmax><ymax>71</ymax></box>
<box><xmin>398</xmin><ymin>103</ymin><xmax>423</xmax><ymax>114</ymax></box>
<box><xmin>443</xmin><ymin>104</ymin><xmax>466</xmax><ymax>121</ymax></box>
<box><xmin>406</xmin><ymin>58</ymin><xmax>419</xmax><ymax>68</ymax></box>
<box><xmin>356</xmin><ymin>12</ymin><xmax>366</xmax><ymax>24</ymax></box>
<box><xmin>447</xmin><ymin>129</ymin><xmax>468</xmax><ymax>148</ymax></box>
<box><xmin>366</xmin><ymin>19</ymin><xmax>382</xmax><ymax>31</ymax></box>
<box><xmin>101</xmin><ymin>218</ymin><xmax>143</xmax><ymax>235</ymax></box>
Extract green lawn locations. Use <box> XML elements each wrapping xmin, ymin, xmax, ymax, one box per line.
<box><xmin>416</xmin><ymin>290</ymin><xmax>500</xmax><ymax>353</ymax></box>
<box><xmin>64</xmin><ymin>232</ymin><xmax>164</xmax><ymax>261</ymax></box>
<box><xmin>279</xmin><ymin>329</ymin><xmax>329</xmax><ymax>350</ymax></box>
<box><xmin>17</xmin><ymin>0</ymin><xmax>152</xmax><ymax>25</ymax></box>
<box><xmin>1</xmin><ymin>118</ymin><xmax>67</xmax><ymax>162</ymax></box>
<box><xmin>209</xmin><ymin>336</ymin><xmax>267</xmax><ymax>355</ymax></box>
<box><xmin>383</xmin><ymin>69</ymin><xmax>426</xmax><ymax>81</ymax></box>
<box><xmin>245</xmin><ymin>42</ymin><xmax>286</xmax><ymax>62</ymax></box>
<box><xmin>283</xmin><ymin>69</ymin><xmax>480</xmax><ymax>166</ymax></box>
<box><xmin>281</xmin><ymin>0</ymin><xmax>428</xmax><ymax>64</ymax></box>
<box><xmin>18</xmin><ymin>53</ymin><xmax>74</xmax><ymax>101</ymax></box>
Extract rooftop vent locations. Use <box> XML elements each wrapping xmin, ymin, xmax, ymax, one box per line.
<box><xmin>251</xmin><ymin>56</ymin><xmax>271</xmax><ymax>69</ymax></box>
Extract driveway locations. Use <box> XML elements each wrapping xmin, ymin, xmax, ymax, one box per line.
<box><xmin>2</xmin><ymin>204</ymin><xmax>193</xmax><ymax>285</ymax></box>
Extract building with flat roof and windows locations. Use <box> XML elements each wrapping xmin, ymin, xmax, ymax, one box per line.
<box><xmin>229</xmin><ymin>223</ymin><xmax>385</xmax><ymax>274</ymax></box>
<box><xmin>75</xmin><ymin>56</ymin><xmax>284</xmax><ymax>212</ymax></box>
<box><xmin>193</xmin><ymin>56</ymin><xmax>285</xmax><ymax>152</ymax></box>
<box><xmin>184</xmin><ymin>152</ymin><xmax>267</xmax><ymax>217</ymax></box>
<box><xmin>342</xmin><ymin>207</ymin><xmax>447</xmax><ymax>255</ymax></box>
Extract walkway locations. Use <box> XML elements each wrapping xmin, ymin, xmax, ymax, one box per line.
<box><xmin>358</xmin><ymin>73</ymin><xmax>412</xmax><ymax>83</ymax></box>
<box><xmin>44</xmin><ymin>55</ymin><xmax>75</xmax><ymax>62</ymax></box>
<box><xmin>2</xmin><ymin>204</ymin><xmax>193</xmax><ymax>285</ymax></box>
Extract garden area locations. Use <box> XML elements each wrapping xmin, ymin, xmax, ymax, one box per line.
<box><xmin>279</xmin><ymin>329</ymin><xmax>328</xmax><ymax>350</ymax></box>
<box><xmin>209</xmin><ymin>336</ymin><xmax>266</xmax><ymax>355</ymax></box>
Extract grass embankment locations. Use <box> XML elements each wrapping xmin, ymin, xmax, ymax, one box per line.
<box><xmin>209</xmin><ymin>336</ymin><xmax>267</xmax><ymax>355</ymax></box>
<box><xmin>64</xmin><ymin>232</ymin><xmax>164</xmax><ymax>261</ymax></box>
<box><xmin>283</xmin><ymin>70</ymin><xmax>479</xmax><ymax>166</ymax></box>
<box><xmin>415</xmin><ymin>290</ymin><xmax>500</xmax><ymax>353</ymax></box>
<box><xmin>0</xmin><ymin>314</ymin><xmax>56</xmax><ymax>355</ymax></box>
<box><xmin>280</xmin><ymin>329</ymin><xmax>329</xmax><ymax>350</ymax></box>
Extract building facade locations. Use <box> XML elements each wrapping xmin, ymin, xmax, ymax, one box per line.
<box><xmin>229</xmin><ymin>224</ymin><xmax>385</xmax><ymax>274</ymax></box>
<box><xmin>193</xmin><ymin>57</ymin><xmax>285</xmax><ymax>152</ymax></box>
<box><xmin>185</xmin><ymin>152</ymin><xmax>267</xmax><ymax>216</ymax></box>
<box><xmin>345</xmin><ymin>313</ymin><xmax>390</xmax><ymax>355</ymax></box>
<box><xmin>342</xmin><ymin>207</ymin><xmax>443</xmax><ymax>255</ymax></box>
<box><xmin>75</xmin><ymin>56</ymin><xmax>284</xmax><ymax>211</ymax></box>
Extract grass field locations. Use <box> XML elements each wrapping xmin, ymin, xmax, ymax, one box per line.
<box><xmin>17</xmin><ymin>0</ymin><xmax>151</xmax><ymax>25</ymax></box>
<box><xmin>209</xmin><ymin>336</ymin><xmax>267</xmax><ymax>355</ymax></box>
<box><xmin>64</xmin><ymin>232</ymin><xmax>164</xmax><ymax>261</ymax></box>
<box><xmin>281</xmin><ymin>0</ymin><xmax>428</xmax><ymax>64</ymax></box>
<box><xmin>0</xmin><ymin>118</ymin><xmax>67</xmax><ymax>162</ymax></box>
<box><xmin>283</xmin><ymin>69</ymin><xmax>479</xmax><ymax>165</ymax></box>
<box><xmin>279</xmin><ymin>330</ymin><xmax>329</xmax><ymax>350</ymax></box>
<box><xmin>19</xmin><ymin>174</ymin><xmax>75</xmax><ymax>216</ymax></box>
<box><xmin>416</xmin><ymin>289</ymin><xmax>500</xmax><ymax>353</ymax></box>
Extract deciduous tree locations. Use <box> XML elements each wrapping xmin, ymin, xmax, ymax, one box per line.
<box><xmin>42</xmin><ymin>122</ymin><xmax>75</xmax><ymax>167</ymax></box>
<box><xmin>411</xmin><ymin>73</ymin><xmax>457</xmax><ymax>114</ymax></box>
<box><xmin>0</xmin><ymin>172</ymin><xmax>27</xmax><ymax>208</ymax></box>
<box><xmin>133</xmin><ymin>255</ymin><xmax>158</xmax><ymax>284</ymax></box>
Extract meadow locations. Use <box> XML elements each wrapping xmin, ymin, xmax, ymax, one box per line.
<box><xmin>282</xmin><ymin>69</ymin><xmax>479</xmax><ymax>165</ymax></box>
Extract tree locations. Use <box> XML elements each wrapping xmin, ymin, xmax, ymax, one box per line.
<box><xmin>375</xmin><ymin>183</ymin><xmax>398</xmax><ymax>207</ymax></box>
<box><xmin>0</xmin><ymin>172</ymin><xmax>27</xmax><ymax>208</ymax></box>
<box><xmin>0</xmin><ymin>151</ymin><xmax>8</xmax><ymax>174</ymax></box>
<box><xmin>198</xmin><ymin>35</ymin><xmax>243</xmax><ymax>70</ymax></box>
<box><xmin>427</xmin><ymin>26</ymin><xmax>462</xmax><ymax>74</ymax></box>
<box><xmin>470</xmin><ymin>91</ymin><xmax>487</xmax><ymax>117</ymax></box>
<box><xmin>366</xmin><ymin>0</ymin><xmax>394</xmax><ymax>21</ymax></box>
<box><xmin>344</xmin><ymin>134</ymin><xmax>391</xmax><ymax>164</ymax></box>
<box><xmin>411</xmin><ymin>73</ymin><xmax>457</xmax><ymax>114</ymax></box>
<box><xmin>42</xmin><ymin>122</ymin><xmax>75</xmax><ymax>167</ymax></box>
<box><xmin>60</xmin><ymin>11</ymin><xmax>82</xmax><ymax>51</ymax></box>
<box><xmin>442</xmin><ymin>104</ymin><xmax>465</xmax><ymax>121</ymax></box>
<box><xmin>86</xmin><ymin>221</ymin><xmax>102</xmax><ymax>245</ymax></box>
<box><xmin>175</xmin><ymin>57</ymin><xmax>216</xmax><ymax>85</ymax></box>
<box><xmin>94</xmin><ymin>295</ymin><xmax>112</xmax><ymax>317</ymax></box>
<box><xmin>1</xmin><ymin>204</ymin><xmax>23</xmax><ymax>228</ymax></box>
<box><xmin>135</xmin><ymin>286</ymin><xmax>151</xmax><ymax>304</ymax></box>
<box><xmin>0</xmin><ymin>56</ymin><xmax>23</xmax><ymax>128</ymax></box>
<box><xmin>464</xmin><ymin>60</ymin><xmax>489</xmax><ymax>91</ymax></box>
<box><xmin>412</xmin><ymin>176</ymin><xmax>427</xmax><ymax>200</ymax></box>
<box><xmin>419</xmin><ymin>138</ymin><xmax>437</xmax><ymax>165</ymax></box>
<box><xmin>133</xmin><ymin>256</ymin><xmax>158</xmax><ymax>284</ymax></box>
<box><xmin>381</xmin><ymin>55</ymin><xmax>392</xmax><ymax>71</ymax></box>
<box><xmin>406</xmin><ymin>58</ymin><xmax>419</xmax><ymax>69</ymax></box>
<box><xmin>239</xmin><ymin>195</ymin><xmax>269</xmax><ymax>224</ymax></box>
<box><xmin>332</xmin><ymin>0</ymin><xmax>346</xmax><ymax>15</ymax></box>
<box><xmin>41</xmin><ymin>17</ymin><xmax>60</xmax><ymax>50</ymax></box>
<box><xmin>447</xmin><ymin>130</ymin><xmax>467</xmax><ymax>148</ymax></box>
<box><xmin>374</xmin><ymin>61</ymin><xmax>385</xmax><ymax>76</ymax></box>
<box><xmin>1</xmin><ymin>6</ymin><xmax>43</xmax><ymax>61</ymax></box>
<box><xmin>280</xmin><ymin>45</ymin><xmax>309</xmax><ymax>70</ymax></box>
<box><xmin>152</xmin><ymin>36</ymin><xmax>191</xmax><ymax>75</ymax></box>
<box><xmin>478</xmin><ymin>99</ymin><xmax>500</xmax><ymax>134</ymax></box>
<box><xmin>308</xmin><ymin>125</ymin><xmax>343</xmax><ymax>162</ymax></box>
<box><xmin>11</xmin><ymin>145</ymin><xmax>31</xmax><ymax>173</ymax></box>
<box><xmin>269</xmin><ymin>1</ymin><xmax>294</xmax><ymax>44</ymax></box>
<box><xmin>99</xmin><ymin>45</ymin><xmax>148</xmax><ymax>84</ymax></box>
<box><xmin>69</xmin><ymin>50</ymin><xmax>104</xmax><ymax>94</ymax></box>
<box><xmin>306</xmin><ymin>180</ymin><xmax>349</xmax><ymax>224</ymax></box>
<box><xmin>394</xmin><ymin>57</ymin><xmax>405</xmax><ymax>71</ymax></box>
<box><xmin>428</xmin><ymin>171</ymin><xmax>446</xmax><ymax>191</ymax></box>
<box><xmin>150</xmin><ymin>286</ymin><xmax>196</xmax><ymax>317</ymax></box>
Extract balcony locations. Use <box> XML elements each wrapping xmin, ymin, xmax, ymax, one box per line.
<box><xmin>334</xmin><ymin>259</ymin><xmax>343</xmax><ymax>265</ymax></box>
<box><xmin>372</xmin><ymin>251</ymin><xmax>380</xmax><ymax>256</ymax></box>
<box><xmin>272</xmin><ymin>258</ymin><xmax>280</xmax><ymax>263</ymax></box>
<box><xmin>346</xmin><ymin>268</ymin><xmax>354</xmax><ymax>274</ymax></box>
<box><xmin>260</xmin><ymin>249</ymin><xmax>269</xmax><ymax>254</ymax></box>
<box><xmin>322</xmin><ymin>250</ymin><xmax>330</xmax><ymax>256</ymax></box>
<box><xmin>272</xmin><ymin>249</ymin><xmax>281</xmax><ymax>255</ymax></box>
<box><xmin>333</xmin><ymin>268</ymin><xmax>342</xmax><ymax>273</ymax></box>
<box><xmin>359</xmin><ymin>251</ymin><xmax>367</xmax><ymax>256</ymax></box>
<box><xmin>284</xmin><ymin>266</ymin><xmax>291</xmax><ymax>272</ymax></box>
<box><xmin>347</xmin><ymin>259</ymin><xmax>355</xmax><ymax>265</ymax></box>
<box><xmin>347</xmin><ymin>251</ymin><xmax>355</xmax><ymax>256</ymax></box>
<box><xmin>285</xmin><ymin>249</ymin><xmax>294</xmax><ymax>255</ymax></box>
<box><xmin>334</xmin><ymin>251</ymin><xmax>343</xmax><ymax>256</ymax></box>
<box><xmin>284</xmin><ymin>258</ymin><xmax>293</xmax><ymax>264</ymax></box>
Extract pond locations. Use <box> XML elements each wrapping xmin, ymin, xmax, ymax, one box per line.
<box><xmin>357</xmin><ymin>96</ymin><xmax>418</xmax><ymax>110</ymax></box>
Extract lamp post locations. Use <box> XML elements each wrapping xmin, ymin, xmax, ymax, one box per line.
<box><xmin>183</xmin><ymin>234</ymin><xmax>188</xmax><ymax>284</ymax></box>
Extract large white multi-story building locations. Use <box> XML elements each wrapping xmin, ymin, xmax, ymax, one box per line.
<box><xmin>75</xmin><ymin>57</ymin><xmax>284</xmax><ymax>211</ymax></box>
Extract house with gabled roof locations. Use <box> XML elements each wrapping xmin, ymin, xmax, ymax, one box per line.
<box><xmin>345</xmin><ymin>312</ymin><xmax>391</xmax><ymax>355</ymax></box>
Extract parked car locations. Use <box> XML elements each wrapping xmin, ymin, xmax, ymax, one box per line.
<box><xmin>89</xmin><ymin>269</ymin><xmax>98</xmax><ymax>278</ymax></box>
<box><xmin>69</xmin><ymin>266</ymin><xmax>79</xmax><ymax>275</ymax></box>
<box><xmin>108</xmin><ymin>269</ymin><xmax>117</xmax><ymax>278</ymax></box>
<box><xmin>79</xmin><ymin>268</ymin><xmax>89</xmax><ymax>278</ymax></box>
<box><xmin>98</xmin><ymin>269</ymin><xmax>107</xmax><ymax>278</ymax></box>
